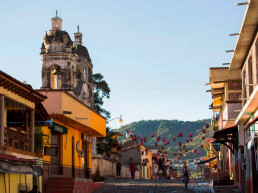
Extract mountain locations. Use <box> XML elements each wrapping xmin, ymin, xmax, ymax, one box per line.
<box><xmin>114</xmin><ymin>119</ymin><xmax>212</xmax><ymax>165</ymax></box>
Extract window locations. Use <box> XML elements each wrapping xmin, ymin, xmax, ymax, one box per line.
<box><xmin>84</xmin><ymin>67</ymin><xmax>87</xmax><ymax>80</ymax></box>
<box><xmin>247</xmin><ymin>56</ymin><xmax>253</xmax><ymax>96</ymax></box>
<box><xmin>242</xmin><ymin>70</ymin><xmax>247</xmax><ymax>106</ymax></box>
<box><xmin>50</xmin><ymin>64</ymin><xmax>61</xmax><ymax>89</ymax></box>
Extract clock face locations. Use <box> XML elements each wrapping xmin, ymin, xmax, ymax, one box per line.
<box><xmin>76</xmin><ymin>141</ymin><xmax>80</xmax><ymax>153</ymax></box>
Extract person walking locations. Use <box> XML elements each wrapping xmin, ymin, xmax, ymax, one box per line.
<box><xmin>116</xmin><ymin>161</ymin><xmax>122</xmax><ymax>178</ymax></box>
<box><xmin>129</xmin><ymin>163</ymin><xmax>136</xmax><ymax>179</ymax></box>
<box><xmin>182</xmin><ymin>162</ymin><xmax>191</xmax><ymax>190</ymax></box>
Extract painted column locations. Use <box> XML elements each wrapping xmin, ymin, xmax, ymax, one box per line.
<box><xmin>30</xmin><ymin>109</ymin><xmax>35</xmax><ymax>153</ymax></box>
<box><xmin>86</xmin><ymin>142</ymin><xmax>92</xmax><ymax>178</ymax></box>
<box><xmin>0</xmin><ymin>95</ymin><xmax>4</xmax><ymax>146</ymax></box>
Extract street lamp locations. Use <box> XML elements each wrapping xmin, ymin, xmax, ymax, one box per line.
<box><xmin>106</xmin><ymin>115</ymin><xmax>123</xmax><ymax>124</ymax></box>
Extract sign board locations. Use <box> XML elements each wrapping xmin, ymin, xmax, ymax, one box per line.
<box><xmin>44</xmin><ymin>146</ymin><xmax>58</xmax><ymax>156</ymax></box>
<box><xmin>81</xmin><ymin>133</ymin><xmax>91</xmax><ymax>142</ymax></box>
<box><xmin>212</xmin><ymin>142</ymin><xmax>221</xmax><ymax>151</ymax></box>
<box><xmin>50</xmin><ymin>122</ymin><xmax>67</xmax><ymax>134</ymax></box>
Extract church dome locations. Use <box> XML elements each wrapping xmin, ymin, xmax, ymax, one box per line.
<box><xmin>44</xmin><ymin>30</ymin><xmax>73</xmax><ymax>47</ymax></box>
<box><xmin>73</xmin><ymin>45</ymin><xmax>91</xmax><ymax>61</ymax></box>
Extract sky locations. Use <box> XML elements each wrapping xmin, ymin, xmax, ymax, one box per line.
<box><xmin>0</xmin><ymin>0</ymin><xmax>246</xmax><ymax>129</ymax></box>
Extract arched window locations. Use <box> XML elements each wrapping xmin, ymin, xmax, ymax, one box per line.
<box><xmin>72</xmin><ymin>66</ymin><xmax>75</xmax><ymax>84</ymax></box>
<box><xmin>84</xmin><ymin>67</ymin><xmax>87</xmax><ymax>80</ymax></box>
<box><xmin>50</xmin><ymin>64</ymin><xmax>61</xmax><ymax>89</ymax></box>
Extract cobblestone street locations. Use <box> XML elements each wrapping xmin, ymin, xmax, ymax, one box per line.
<box><xmin>93</xmin><ymin>179</ymin><xmax>214</xmax><ymax>193</ymax></box>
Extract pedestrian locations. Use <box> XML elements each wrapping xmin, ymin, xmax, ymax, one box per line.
<box><xmin>158</xmin><ymin>169</ymin><xmax>163</xmax><ymax>179</ymax></box>
<box><xmin>182</xmin><ymin>162</ymin><xmax>191</xmax><ymax>190</ymax></box>
<box><xmin>166</xmin><ymin>166</ymin><xmax>172</xmax><ymax>179</ymax></box>
<box><xmin>154</xmin><ymin>164</ymin><xmax>159</xmax><ymax>179</ymax></box>
<box><xmin>28</xmin><ymin>185</ymin><xmax>41</xmax><ymax>193</ymax></box>
<box><xmin>129</xmin><ymin>163</ymin><xmax>136</xmax><ymax>179</ymax></box>
<box><xmin>116</xmin><ymin>161</ymin><xmax>122</xmax><ymax>178</ymax></box>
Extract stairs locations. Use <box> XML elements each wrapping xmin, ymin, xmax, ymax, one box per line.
<box><xmin>212</xmin><ymin>180</ymin><xmax>234</xmax><ymax>186</ymax></box>
<box><xmin>48</xmin><ymin>177</ymin><xmax>75</xmax><ymax>193</ymax></box>
<box><xmin>213</xmin><ymin>185</ymin><xmax>240</xmax><ymax>193</ymax></box>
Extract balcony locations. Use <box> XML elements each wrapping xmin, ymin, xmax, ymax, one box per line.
<box><xmin>236</xmin><ymin>86</ymin><xmax>258</xmax><ymax>125</ymax></box>
<box><xmin>222</xmin><ymin>103</ymin><xmax>242</xmax><ymax>128</ymax></box>
<box><xmin>4</xmin><ymin>127</ymin><xmax>30</xmax><ymax>152</ymax></box>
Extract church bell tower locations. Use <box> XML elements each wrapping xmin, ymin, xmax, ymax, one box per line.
<box><xmin>40</xmin><ymin>11</ymin><xmax>94</xmax><ymax>108</ymax></box>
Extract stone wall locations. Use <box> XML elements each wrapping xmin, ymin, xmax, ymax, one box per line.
<box><xmin>92</xmin><ymin>155</ymin><xmax>139</xmax><ymax>181</ymax></box>
<box><xmin>121</xmin><ymin>146</ymin><xmax>141</xmax><ymax>165</ymax></box>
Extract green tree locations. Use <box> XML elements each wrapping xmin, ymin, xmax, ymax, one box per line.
<box><xmin>93</xmin><ymin>73</ymin><xmax>113</xmax><ymax>155</ymax></box>
<box><xmin>96</xmin><ymin>127</ymin><xmax>115</xmax><ymax>155</ymax></box>
<box><xmin>93</xmin><ymin>73</ymin><xmax>111</xmax><ymax>119</ymax></box>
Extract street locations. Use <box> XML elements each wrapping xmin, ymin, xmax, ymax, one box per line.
<box><xmin>93</xmin><ymin>179</ymin><xmax>214</xmax><ymax>193</ymax></box>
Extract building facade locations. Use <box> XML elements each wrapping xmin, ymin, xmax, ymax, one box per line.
<box><xmin>121</xmin><ymin>140</ymin><xmax>152</xmax><ymax>179</ymax></box>
<box><xmin>0</xmin><ymin>70</ymin><xmax>50</xmax><ymax>193</ymax></box>
<box><xmin>208</xmin><ymin>1</ymin><xmax>258</xmax><ymax>192</ymax></box>
<box><xmin>38</xmin><ymin>13</ymin><xmax>106</xmax><ymax>193</ymax></box>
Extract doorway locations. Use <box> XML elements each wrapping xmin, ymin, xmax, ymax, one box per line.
<box><xmin>51</xmin><ymin>131</ymin><xmax>61</xmax><ymax>175</ymax></box>
<box><xmin>82</xmin><ymin>142</ymin><xmax>88</xmax><ymax>178</ymax></box>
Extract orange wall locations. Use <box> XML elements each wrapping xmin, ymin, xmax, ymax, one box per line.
<box><xmin>140</xmin><ymin>145</ymin><xmax>153</xmax><ymax>179</ymax></box>
<box><xmin>42</xmin><ymin>120</ymin><xmax>92</xmax><ymax>170</ymax></box>
<box><xmin>39</xmin><ymin>91</ymin><xmax>106</xmax><ymax>137</ymax></box>
<box><xmin>90</xmin><ymin>110</ymin><xmax>106</xmax><ymax>137</ymax></box>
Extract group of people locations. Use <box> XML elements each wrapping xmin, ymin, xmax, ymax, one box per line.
<box><xmin>116</xmin><ymin>161</ymin><xmax>137</xmax><ymax>179</ymax></box>
<box><xmin>29</xmin><ymin>162</ymin><xmax>190</xmax><ymax>192</ymax></box>
<box><xmin>117</xmin><ymin>161</ymin><xmax>191</xmax><ymax>190</ymax></box>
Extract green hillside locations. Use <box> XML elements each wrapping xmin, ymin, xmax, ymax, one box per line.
<box><xmin>114</xmin><ymin>119</ymin><xmax>212</xmax><ymax>164</ymax></box>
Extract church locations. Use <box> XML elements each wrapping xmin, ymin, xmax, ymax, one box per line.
<box><xmin>40</xmin><ymin>11</ymin><xmax>94</xmax><ymax>107</ymax></box>
<box><xmin>39</xmin><ymin>12</ymin><xmax>106</xmax><ymax>193</ymax></box>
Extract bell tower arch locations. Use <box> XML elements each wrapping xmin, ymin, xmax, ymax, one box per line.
<box><xmin>40</xmin><ymin>12</ymin><xmax>94</xmax><ymax>108</ymax></box>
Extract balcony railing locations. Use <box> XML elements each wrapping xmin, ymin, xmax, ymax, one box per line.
<box><xmin>4</xmin><ymin>127</ymin><xmax>30</xmax><ymax>152</ymax></box>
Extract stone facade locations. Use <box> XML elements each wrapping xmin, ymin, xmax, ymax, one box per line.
<box><xmin>121</xmin><ymin>140</ymin><xmax>153</xmax><ymax>179</ymax></box>
<box><xmin>92</xmin><ymin>154</ymin><xmax>140</xmax><ymax>180</ymax></box>
<box><xmin>40</xmin><ymin>13</ymin><xmax>94</xmax><ymax>107</ymax></box>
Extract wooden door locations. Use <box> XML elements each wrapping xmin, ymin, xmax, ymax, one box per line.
<box><xmin>72</xmin><ymin>136</ymin><xmax>75</xmax><ymax>177</ymax></box>
<box><xmin>82</xmin><ymin>142</ymin><xmax>88</xmax><ymax>178</ymax></box>
<box><xmin>51</xmin><ymin>131</ymin><xmax>61</xmax><ymax>175</ymax></box>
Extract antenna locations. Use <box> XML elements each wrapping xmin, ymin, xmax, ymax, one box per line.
<box><xmin>77</xmin><ymin>25</ymin><xmax>79</xmax><ymax>33</ymax></box>
<box><xmin>56</xmin><ymin>9</ymin><xmax>58</xmax><ymax>17</ymax></box>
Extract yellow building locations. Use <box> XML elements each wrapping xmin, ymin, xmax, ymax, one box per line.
<box><xmin>139</xmin><ymin>145</ymin><xmax>153</xmax><ymax>179</ymax></box>
<box><xmin>38</xmin><ymin>12</ymin><xmax>106</xmax><ymax>193</ymax></box>
<box><xmin>0</xmin><ymin>70</ymin><xmax>50</xmax><ymax>193</ymax></box>
<box><xmin>121</xmin><ymin>140</ymin><xmax>153</xmax><ymax>179</ymax></box>
<box><xmin>38</xmin><ymin>90</ymin><xmax>106</xmax><ymax>192</ymax></box>
<box><xmin>109</xmin><ymin>131</ymin><xmax>123</xmax><ymax>160</ymax></box>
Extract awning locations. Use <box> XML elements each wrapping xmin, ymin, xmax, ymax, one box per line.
<box><xmin>213</xmin><ymin>125</ymin><xmax>238</xmax><ymax>154</ymax></box>
<box><xmin>50</xmin><ymin>122</ymin><xmax>67</xmax><ymax>134</ymax></box>
<box><xmin>0</xmin><ymin>160</ymin><xmax>42</xmax><ymax>176</ymax></box>
<box><xmin>213</xmin><ymin>125</ymin><xmax>238</xmax><ymax>138</ymax></box>
<box><xmin>0</xmin><ymin>153</ymin><xmax>35</xmax><ymax>163</ymax></box>
<box><xmin>0</xmin><ymin>153</ymin><xmax>42</xmax><ymax>176</ymax></box>
<box><xmin>198</xmin><ymin>157</ymin><xmax>217</xmax><ymax>165</ymax></box>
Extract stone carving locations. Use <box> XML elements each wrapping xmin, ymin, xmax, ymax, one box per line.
<box><xmin>40</xmin><ymin>14</ymin><xmax>94</xmax><ymax>108</ymax></box>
